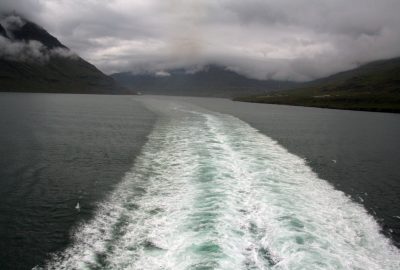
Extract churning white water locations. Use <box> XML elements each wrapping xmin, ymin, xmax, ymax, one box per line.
<box><xmin>42</xmin><ymin>99</ymin><xmax>400</xmax><ymax>270</ymax></box>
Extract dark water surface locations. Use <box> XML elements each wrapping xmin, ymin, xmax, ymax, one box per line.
<box><xmin>0</xmin><ymin>93</ymin><xmax>399</xmax><ymax>269</ymax></box>
<box><xmin>0</xmin><ymin>93</ymin><xmax>155</xmax><ymax>269</ymax></box>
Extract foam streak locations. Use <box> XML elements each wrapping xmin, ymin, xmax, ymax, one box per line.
<box><xmin>43</xmin><ymin>101</ymin><xmax>400</xmax><ymax>270</ymax></box>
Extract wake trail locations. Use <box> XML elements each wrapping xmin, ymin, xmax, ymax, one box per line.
<box><xmin>41</xmin><ymin>101</ymin><xmax>400</xmax><ymax>270</ymax></box>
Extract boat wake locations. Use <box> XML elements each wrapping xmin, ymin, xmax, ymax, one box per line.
<box><xmin>42</xmin><ymin>99</ymin><xmax>400</xmax><ymax>269</ymax></box>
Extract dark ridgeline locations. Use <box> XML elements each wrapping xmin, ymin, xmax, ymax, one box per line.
<box><xmin>111</xmin><ymin>65</ymin><xmax>299</xmax><ymax>97</ymax></box>
<box><xmin>9</xmin><ymin>19</ymin><xmax>67</xmax><ymax>49</ymax></box>
<box><xmin>0</xmin><ymin>23</ymin><xmax>7</xmax><ymax>37</ymax></box>
<box><xmin>0</xmin><ymin>15</ymin><xmax>130</xmax><ymax>94</ymax></box>
<box><xmin>236</xmin><ymin>57</ymin><xmax>400</xmax><ymax>113</ymax></box>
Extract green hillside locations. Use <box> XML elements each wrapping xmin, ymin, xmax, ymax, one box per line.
<box><xmin>235</xmin><ymin>58</ymin><xmax>400</xmax><ymax>113</ymax></box>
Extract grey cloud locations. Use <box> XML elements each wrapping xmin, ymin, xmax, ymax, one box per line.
<box><xmin>1</xmin><ymin>14</ymin><xmax>25</xmax><ymax>33</ymax></box>
<box><xmin>0</xmin><ymin>37</ymin><xmax>48</xmax><ymax>62</ymax></box>
<box><xmin>0</xmin><ymin>0</ymin><xmax>43</xmax><ymax>21</ymax></box>
<box><xmin>0</xmin><ymin>35</ymin><xmax>77</xmax><ymax>63</ymax></box>
<box><xmin>0</xmin><ymin>15</ymin><xmax>77</xmax><ymax>62</ymax></box>
<box><xmin>1</xmin><ymin>0</ymin><xmax>400</xmax><ymax>81</ymax></box>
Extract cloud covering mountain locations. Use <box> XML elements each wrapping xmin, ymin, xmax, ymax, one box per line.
<box><xmin>0</xmin><ymin>14</ymin><xmax>122</xmax><ymax>94</ymax></box>
<box><xmin>2</xmin><ymin>0</ymin><xmax>400</xmax><ymax>81</ymax></box>
<box><xmin>0</xmin><ymin>15</ymin><xmax>77</xmax><ymax>62</ymax></box>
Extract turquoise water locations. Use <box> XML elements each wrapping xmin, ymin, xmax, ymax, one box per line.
<box><xmin>43</xmin><ymin>99</ymin><xmax>399</xmax><ymax>270</ymax></box>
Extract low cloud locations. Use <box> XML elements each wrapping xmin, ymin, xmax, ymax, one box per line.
<box><xmin>1</xmin><ymin>14</ymin><xmax>25</xmax><ymax>33</ymax></box>
<box><xmin>0</xmin><ymin>36</ymin><xmax>77</xmax><ymax>62</ymax></box>
<box><xmin>0</xmin><ymin>36</ymin><xmax>47</xmax><ymax>62</ymax></box>
<box><xmin>0</xmin><ymin>15</ymin><xmax>77</xmax><ymax>63</ymax></box>
<box><xmin>2</xmin><ymin>1</ymin><xmax>400</xmax><ymax>81</ymax></box>
<box><xmin>155</xmin><ymin>71</ymin><xmax>171</xmax><ymax>77</ymax></box>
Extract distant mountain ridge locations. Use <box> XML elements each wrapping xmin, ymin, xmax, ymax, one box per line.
<box><xmin>304</xmin><ymin>57</ymin><xmax>400</xmax><ymax>93</ymax></box>
<box><xmin>235</xmin><ymin>57</ymin><xmax>400</xmax><ymax>113</ymax></box>
<box><xmin>0</xmin><ymin>15</ymin><xmax>126</xmax><ymax>94</ymax></box>
<box><xmin>111</xmin><ymin>66</ymin><xmax>298</xmax><ymax>97</ymax></box>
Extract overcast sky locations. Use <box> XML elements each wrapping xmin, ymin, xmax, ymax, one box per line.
<box><xmin>1</xmin><ymin>0</ymin><xmax>400</xmax><ymax>81</ymax></box>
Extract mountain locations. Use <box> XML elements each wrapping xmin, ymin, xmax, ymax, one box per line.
<box><xmin>0</xmin><ymin>24</ymin><xmax>7</xmax><ymax>37</ymax></box>
<box><xmin>0</xmin><ymin>15</ymin><xmax>127</xmax><ymax>94</ymax></box>
<box><xmin>111</xmin><ymin>66</ymin><xmax>298</xmax><ymax>97</ymax></box>
<box><xmin>305</xmin><ymin>57</ymin><xmax>400</xmax><ymax>92</ymax></box>
<box><xmin>235</xmin><ymin>57</ymin><xmax>400</xmax><ymax>113</ymax></box>
<box><xmin>9</xmin><ymin>18</ymin><xmax>67</xmax><ymax>49</ymax></box>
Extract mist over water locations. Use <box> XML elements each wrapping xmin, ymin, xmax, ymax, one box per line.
<box><xmin>43</xmin><ymin>98</ymin><xmax>400</xmax><ymax>270</ymax></box>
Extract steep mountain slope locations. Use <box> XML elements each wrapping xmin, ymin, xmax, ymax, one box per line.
<box><xmin>0</xmin><ymin>24</ymin><xmax>7</xmax><ymax>37</ymax></box>
<box><xmin>10</xmin><ymin>19</ymin><xmax>67</xmax><ymax>49</ymax></box>
<box><xmin>112</xmin><ymin>66</ymin><xmax>298</xmax><ymax>97</ymax></box>
<box><xmin>305</xmin><ymin>57</ymin><xmax>400</xmax><ymax>93</ymax></box>
<box><xmin>0</xmin><ymin>15</ymin><xmax>126</xmax><ymax>94</ymax></box>
<box><xmin>236</xmin><ymin>57</ymin><xmax>400</xmax><ymax>112</ymax></box>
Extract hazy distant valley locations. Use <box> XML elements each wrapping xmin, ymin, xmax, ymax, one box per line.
<box><xmin>1</xmin><ymin>14</ymin><xmax>400</xmax><ymax>112</ymax></box>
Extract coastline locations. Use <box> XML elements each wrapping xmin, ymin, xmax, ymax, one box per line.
<box><xmin>233</xmin><ymin>96</ymin><xmax>400</xmax><ymax>114</ymax></box>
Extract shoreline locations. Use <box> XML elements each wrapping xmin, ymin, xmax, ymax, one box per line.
<box><xmin>233</xmin><ymin>97</ymin><xmax>400</xmax><ymax>114</ymax></box>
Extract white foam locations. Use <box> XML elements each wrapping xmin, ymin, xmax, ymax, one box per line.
<box><xmin>42</xmin><ymin>100</ymin><xmax>400</xmax><ymax>270</ymax></box>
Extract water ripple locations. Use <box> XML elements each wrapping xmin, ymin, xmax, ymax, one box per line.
<box><xmin>41</xmin><ymin>101</ymin><xmax>400</xmax><ymax>270</ymax></box>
